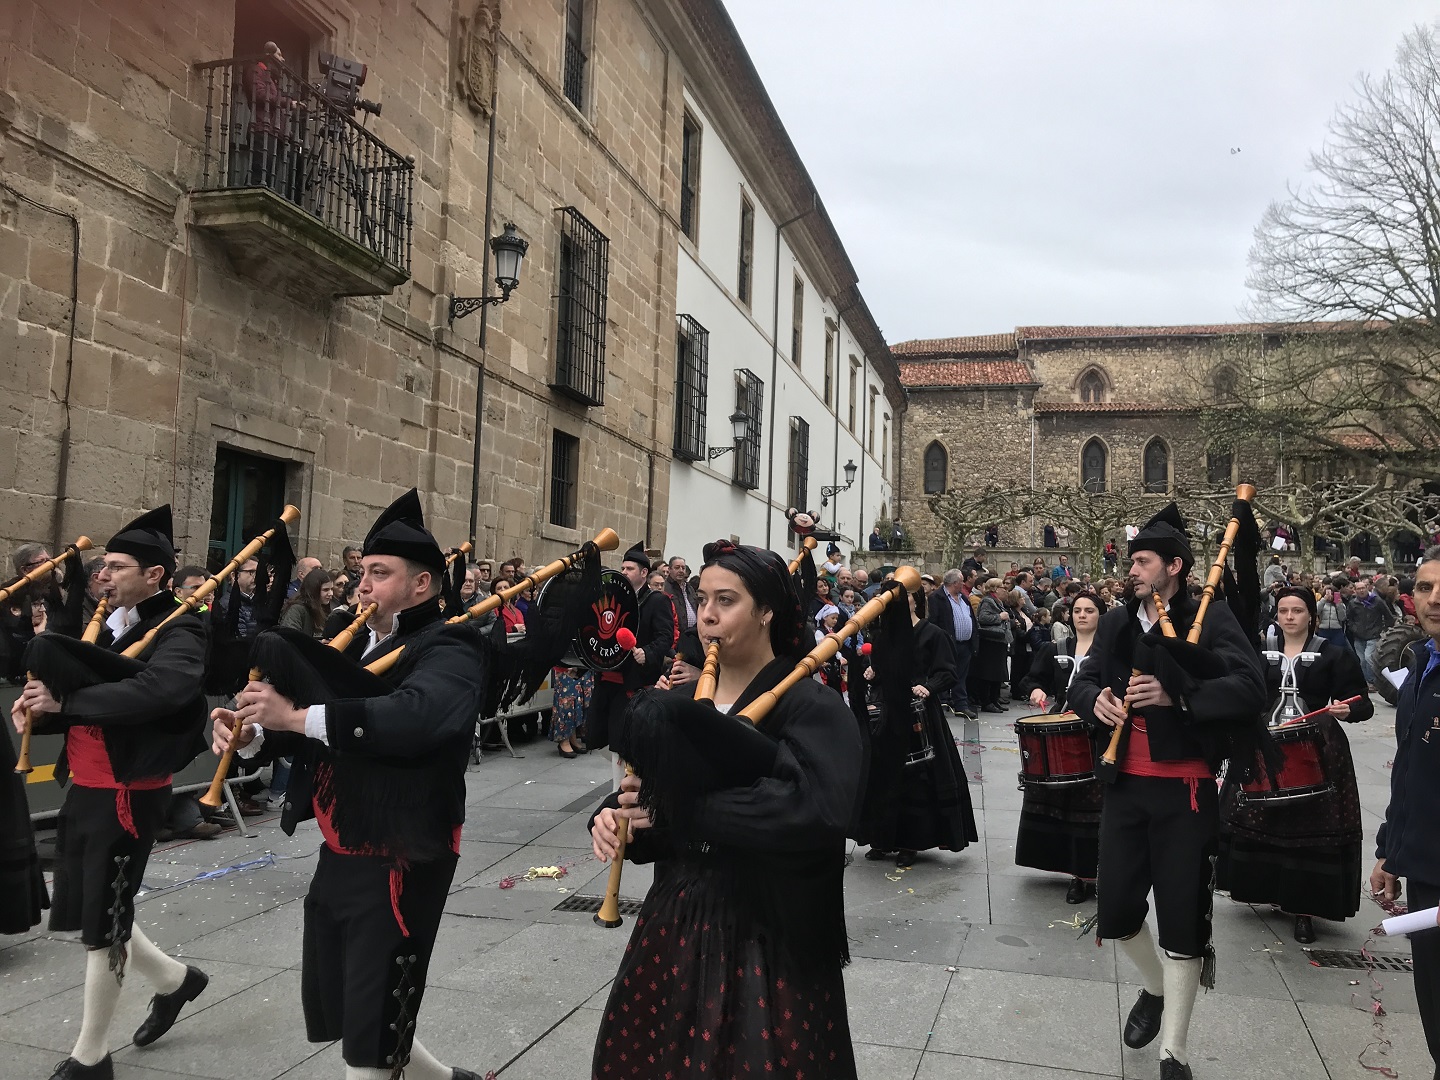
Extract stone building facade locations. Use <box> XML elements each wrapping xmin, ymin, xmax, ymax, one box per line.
<box><xmin>895</xmin><ymin>325</ymin><xmax>1285</xmax><ymax>563</ymax></box>
<box><xmin>0</xmin><ymin>0</ymin><xmax>891</xmax><ymax>572</ymax></box>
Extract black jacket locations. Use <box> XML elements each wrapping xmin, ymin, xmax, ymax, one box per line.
<box><xmin>1020</xmin><ymin>637</ymin><xmax>1080</xmax><ymax>710</ymax></box>
<box><xmin>43</xmin><ymin>591</ymin><xmax>208</xmax><ymax>785</ymax></box>
<box><xmin>1376</xmin><ymin>641</ymin><xmax>1440</xmax><ymax>881</ymax></box>
<box><xmin>1262</xmin><ymin>638</ymin><xmax>1373</xmax><ymax>724</ymax></box>
<box><xmin>1068</xmin><ymin>592</ymin><xmax>1266</xmax><ymax>773</ymax></box>
<box><xmin>622</xmin><ymin>587</ymin><xmax>678</xmax><ymax>691</ymax></box>
<box><xmin>254</xmin><ymin>595</ymin><xmax>486</xmax><ymax>862</ymax></box>
<box><xmin>662</xmin><ymin>579</ymin><xmax>698</xmax><ymax>635</ymax></box>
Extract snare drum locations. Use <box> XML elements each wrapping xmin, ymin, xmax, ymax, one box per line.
<box><xmin>1014</xmin><ymin>711</ymin><xmax>1094</xmax><ymax>787</ymax></box>
<box><xmin>1239</xmin><ymin>721</ymin><xmax>1330</xmax><ymax>803</ymax></box>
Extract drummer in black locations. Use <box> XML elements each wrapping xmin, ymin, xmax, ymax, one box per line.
<box><xmin>1068</xmin><ymin>505</ymin><xmax>1267</xmax><ymax>1080</ymax></box>
<box><xmin>1017</xmin><ymin>590</ymin><xmax>1106</xmax><ymax>904</ymax></box>
<box><xmin>213</xmin><ymin>490</ymin><xmax>489</xmax><ymax>1080</ymax></box>
<box><xmin>1217</xmin><ymin>586</ymin><xmax>1372</xmax><ymax>943</ymax></box>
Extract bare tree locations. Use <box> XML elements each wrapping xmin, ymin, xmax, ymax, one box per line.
<box><xmin>1232</xmin><ymin>24</ymin><xmax>1440</xmax><ymax>482</ymax></box>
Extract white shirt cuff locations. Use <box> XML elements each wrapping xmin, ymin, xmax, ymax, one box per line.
<box><xmin>304</xmin><ymin>704</ymin><xmax>330</xmax><ymax>746</ymax></box>
<box><xmin>238</xmin><ymin>726</ymin><xmax>265</xmax><ymax>759</ymax></box>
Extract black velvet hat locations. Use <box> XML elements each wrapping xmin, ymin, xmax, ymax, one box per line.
<box><xmin>1128</xmin><ymin>502</ymin><xmax>1194</xmax><ymax>574</ymax></box>
<box><xmin>107</xmin><ymin>505</ymin><xmax>176</xmax><ymax>577</ymax></box>
<box><xmin>362</xmin><ymin>489</ymin><xmax>445</xmax><ymax>574</ymax></box>
<box><xmin>622</xmin><ymin>542</ymin><xmax>651</xmax><ymax>570</ymax></box>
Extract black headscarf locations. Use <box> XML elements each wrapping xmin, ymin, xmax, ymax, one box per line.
<box><xmin>1274</xmin><ymin>585</ymin><xmax>1318</xmax><ymax>630</ymax></box>
<box><xmin>700</xmin><ymin>539</ymin><xmax>808</xmax><ymax>661</ymax></box>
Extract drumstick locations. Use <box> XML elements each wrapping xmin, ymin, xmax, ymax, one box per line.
<box><xmin>1275</xmin><ymin>694</ymin><xmax>1361</xmax><ymax>727</ymax></box>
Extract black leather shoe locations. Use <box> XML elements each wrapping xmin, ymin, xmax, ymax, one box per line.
<box><xmin>452</xmin><ymin>1069</ymin><xmax>488</xmax><ymax>1080</ymax></box>
<box><xmin>1294</xmin><ymin>915</ymin><xmax>1316</xmax><ymax>944</ymax></box>
<box><xmin>981</xmin><ymin>703</ymin><xmax>1006</xmax><ymax>714</ymax></box>
<box><xmin>895</xmin><ymin>850</ymin><xmax>917</xmax><ymax>868</ymax></box>
<box><xmin>1160</xmin><ymin>1056</ymin><xmax>1193</xmax><ymax>1080</ymax></box>
<box><xmin>49</xmin><ymin>1057</ymin><xmax>113</xmax><ymax>1080</ymax></box>
<box><xmin>133</xmin><ymin>965</ymin><xmax>209</xmax><ymax>1047</ymax></box>
<box><xmin>864</xmin><ymin>848</ymin><xmax>897</xmax><ymax>861</ymax></box>
<box><xmin>1122</xmin><ymin>988</ymin><xmax>1164</xmax><ymax>1049</ymax></box>
<box><xmin>1066</xmin><ymin>877</ymin><xmax>1087</xmax><ymax>905</ymax></box>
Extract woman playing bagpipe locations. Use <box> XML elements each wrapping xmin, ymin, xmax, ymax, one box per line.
<box><xmin>1216</xmin><ymin>586</ymin><xmax>1372</xmax><ymax>944</ymax></box>
<box><xmin>1016</xmin><ymin>590</ymin><xmax>1107</xmax><ymax>904</ymax></box>
<box><xmin>588</xmin><ymin>539</ymin><xmax>875</xmax><ymax>1079</ymax></box>
<box><xmin>856</xmin><ymin>584</ymin><xmax>978</xmax><ymax>869</ymax></box>
<box><xmin>12</xmin><ymin>508</ymin><xmax>213</xmax><ymax>1080</ymax></box>
<box><xmin>212</xmin><ymin>490</ymin><xmax>603</xmax><ymax>1080</ymax></box>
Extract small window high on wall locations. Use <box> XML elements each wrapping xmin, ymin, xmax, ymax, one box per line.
<box><xmin>1081</xmin><ymin>438</ymin><xmax>1107</xmax><ymax>493</ymax></box>
<box><xmin>1142</xmin><ymin>438</ymin><xmax>1170</xmax><ymax>494</ymax></box>
<box><xmin>924</xmin><ymin>441</ymin><xmax>948</xmax><ymax>493</ymax></box>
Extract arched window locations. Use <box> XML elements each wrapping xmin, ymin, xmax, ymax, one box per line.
<box><xmin>1142</xmin><ymin>438</ymin><xmax>1170</xmax><ymax>494</ymax></box>
<box><xmin>1212</xmin><ymin>366</ymin><xmax>1238</xmax><ymax>399</ymax></box>
<box><xmin>1081</xmin><ymin>438</ymin><xmax>1107</xmax><ymax>493</ymax></box>
<box><xmin>1206</xmin><ymin>447</ymin><xmax>1233</xmax><ymax>487</ymax></box>
<box><xmin>923</xmin><ymin>441</ymin><xmax>948</xmax><ymax>493</ymax></box>
<box><xmin>1078</xmin><ymin>368</ymin><xmax>1108</xmax><ymax>404</ymax></box>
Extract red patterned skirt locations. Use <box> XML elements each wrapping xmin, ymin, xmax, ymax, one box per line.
<box><xmin>592</xmin><ymin>862</ymin><xmax>857</xmax><ymax>1079</ymax></box>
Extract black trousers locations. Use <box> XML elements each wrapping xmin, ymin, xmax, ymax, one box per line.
<box><xmin>302</xmin><ymin>846</ymin><xmax>458</xmax><ymax>1068</ymax></box>
<box><xmin>1408</xmin><ymin>879</ymin><xmax>1440</xmax><ymax>1075</ymax></box>
<box><xmin>1097</xmin><ymin>773</ymin><xmax>1217</xmax><ymax>958</ymax></box>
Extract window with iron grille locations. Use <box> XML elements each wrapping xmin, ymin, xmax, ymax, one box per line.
<box><xmin>790</xmin><ymin>276</ymin><xmax>804</xmax><ymax>367</ymax></box>
<box><xmin>552</xmin><ymin>206</ymin><xmax>608</xmax><ymax>406</ymax></box>
<box><xmin>734</xmin><ymin>368</ymin><xmax>763</xmax><ymax>489</ymax></box>
<box><xmin>788</xmin><ymin>417</ymin><xmax>810</xmax><ymax>513</ymax></box>
<box><xmin>737</xmin><ymin>195</ymin><xmax>754</xmax><ymax>306</ymax></box>
<box><xmin>563</xmin><ymin>0</ymin><xmax>587</xmax><ymax>110</ymax></box>
<box><xmin>550</xmin><ymin>430</ymin><xmax>579</xmax><ymax>528</ymax></box>
<box><xmin>680</xmin><ymin>112</ymin><xmax>701</xmax><ymax>241</ymax></box>
<box><xmin>673</xmin><ymin>314</ymin><xmax>709</xmax><ymax>461</ymax></box>
<box><xmin>882</xmin><ymin>413</ymin><xmax>890</xmax><ymax>478</ymax></box>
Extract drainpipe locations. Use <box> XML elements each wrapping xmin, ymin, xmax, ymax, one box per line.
<box><xmin>467</xmin><ymin>85</ymin><xmax>499</xmax><ymax>545</ymax></box>
<box><xmin>763</xmin><ymin>195</ymin><xmax>817</xmax><ymax>548</ymax></box>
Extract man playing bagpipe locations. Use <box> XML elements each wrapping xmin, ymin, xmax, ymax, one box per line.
<box><xmin>212</xmin><ymin>489</ymin><xmax>594</xmax><ymax>1080</ymax></box>
<box><xmin>12</xmin><ymin>508</ymin><xmax>211</xmax><ymax>1080</ymax></box>
<box><xmin>1068</xmin><ymin>503</ymin><xmax>1269</xmax><ymax>1080</ymax></box>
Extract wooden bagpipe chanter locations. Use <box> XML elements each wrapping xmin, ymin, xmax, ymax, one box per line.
<box><xmin>18</xmin><ymin>509</ymin><xmax>302</xmax><ymax>777</ymax></box>
<box><xmin>593</xmin><ymin>558</ymin><xmax>924</xmax><ymax>928</ymax></box>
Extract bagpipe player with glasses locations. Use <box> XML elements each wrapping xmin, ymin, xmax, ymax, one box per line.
<box><xmin>13</xmin><ymin>507</ymin><xmax>213</xmax><ymax>1080</ymax></box>
<box><xmin>586</xmin><ymin>539</ymin><xmax>919</xmax><ymax>1079</ymax></box>
<box><xmin>211</xmin><ymin>489</ymin><xmax>607</xmax><ymax>1080</ymax></box>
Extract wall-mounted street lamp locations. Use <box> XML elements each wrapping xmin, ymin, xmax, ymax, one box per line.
<box><xmin>448</xmin><ymin>222</ymin><xmax>530</xmax><ymax>325</ymax></box>
<box><xmin>820</xmin><ymin>459</ymin><xmax>859</xmax><ymax>506</ymax></box>
<box><xmin>707</xmin><ymin>411</ymin><xmax>751</xmax><ymax>460</ymax></box>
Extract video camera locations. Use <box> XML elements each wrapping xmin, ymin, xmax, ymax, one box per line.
<box><xmin>318</xmin><ymin>51</ymin><xmax>381</xmax><ymax>117</ymax></box>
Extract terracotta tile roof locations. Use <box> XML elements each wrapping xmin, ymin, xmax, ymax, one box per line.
<box><xmin>899</xmin><ymin>360</ymin><xmax>1035</xmax><ymax>388</ymax></box>
<box><xmin>1034</xmin><ymin>401</ymin><xmax>1195</xmax><ymax>414</ymax></box>
<box><xmin>892</xmin><ymin>334</ymin><xmax>1018</xmax><ymax>358</ymax></box>
<box><xmin>1016</xmin><ymin>320</ymin><xmax>1382</xmax><ymax>341</ymax></box>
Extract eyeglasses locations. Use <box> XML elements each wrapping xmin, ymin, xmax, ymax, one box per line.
<box><xmin>101</xmin><ymin>561</ymin><xmax>142</xmax><ymax>574</ymax></box>
<box><xmin>21</xmin><ymin>558</ymin><xmax>49</xmax><ymax>571</ymax></box>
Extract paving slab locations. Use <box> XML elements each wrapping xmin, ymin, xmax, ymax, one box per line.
<box><xmin>0</xmin><ymin>934</ymin><xmax>90</xmax><ymax>1014</ymax></box>
<box><xmin>915</xmin><ymin>1050</ymin><xmax>1120</xmax><ymax>1078</ymax></box>
<box><xmin>855</xmin><ymin>1040</ymin><xmax>924</xmax><ymax>1080</ymax></box>
<box><xmin>1297</xmin><ymin>999</ymin><xmax>1435</xmax><ymax>1080</ymax></box>
<box><xmin>842</xmin><ymin>956</ymin><xmax>954</xmax><ymax>1051</ymax></box>
<box><xmin>1121</xmin><ymin>993</ymin><xmax>1325</xmax><ymax>1080</ymax></box>
<box><xmin>956</xmin><ymin>920</ymin><xmax>1116</xmax><ymax>984</ymax></box>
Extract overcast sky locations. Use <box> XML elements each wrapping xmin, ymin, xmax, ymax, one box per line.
<box><xmin>721</xmin><ymin>1</ymin><xmax>1438</xmax><ymax>344</ymax></box>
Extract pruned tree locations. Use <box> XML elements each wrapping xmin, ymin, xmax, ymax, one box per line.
<box><xmin>925</xmin><ymin>485</ymin><xmax>1031</xmax><ymax>567</ymax></box>
<box><xmin>1227</xmin><ymin>23</ymin><xmax>1440</xmax><ymax>482</ymax></box>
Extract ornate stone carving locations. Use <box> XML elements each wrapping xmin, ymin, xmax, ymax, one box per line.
<box><xmin>458</xmin><ymin>0</ymin><xmax>501</xmax><ymax>116</ymax></box>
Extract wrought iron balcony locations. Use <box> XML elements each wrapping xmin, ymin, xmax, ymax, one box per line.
<box><xmin>191</xmin><ymin>55</ymin><xmax>413</xmax><ymax>298</ymax></box>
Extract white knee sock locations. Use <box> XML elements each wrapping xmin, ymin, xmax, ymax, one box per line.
<box><xmin>127</xmin><ymin>924</ymin><xmax>187</xmax><ymax>995</ymax></box>
<box><xmin>1117</xmin><ymin>921</ymin><xmax>1165</xmax><ymax>997</ymax></box>
<box><xmin>344</xmin><ymin>1067</ymin><xmax>390</xmax><ymax>1080</ymax></box>
<box><xmin>403</xmin><ymin>1038</ymin><xmax>453</xmax><ymax>1080</ymax></box>
<box><xmin>72</xmin><ymin>948</ymin><xmax>123</xmax><ymax>1066</ymax></box>
<box><xmin>1158</xmin><ymin>952</ymin><xmax>1203</xmax><ymax>1065</ymax></box>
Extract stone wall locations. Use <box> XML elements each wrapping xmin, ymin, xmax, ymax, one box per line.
<box><xmin>0</xmin><ymin>0</ymin><xmax>681</xmax><ymax>569</ymax></box>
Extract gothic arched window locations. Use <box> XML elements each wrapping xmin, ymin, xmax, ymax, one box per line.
<box><xmin>923</xmin><ymin>441</ymin><xmax>948</xmax><ymax>493</ymax></box>
<box><xmin>1143</xmin><ymin>438</ymin><xmax>1170</xmax><ymax>494</ymax></box>
<box><xmin>1206</xmin><ymin>447</ymin><xmax>1234</xmax><ymax>487</ymax></box>
<box><xmin>1081</xmin><ymin>438</ymin><xmax>1108</xmax><ymax>493</ymax></box>
<box><xmin>1212</xmin><ymin>366</ymin><xmax>1238</xmax><ymax>399</ymax></box>
<box><xmin>1078</xmin><ymin>368</ymin><xmax>1108</xmax><ymax>404</ymax></box>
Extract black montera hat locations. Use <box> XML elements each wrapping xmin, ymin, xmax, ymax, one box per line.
<box><xmin>1128</xmin><ymin>502</ymin><xmax>1194</xmax><ymax>574</ymax></box>
<box><xmin>107</xmin><ymin>505</ymin><xmax>176</xmax><ymax>577</ymax></box>
<box><xmin>363</xmin><ymin>489</ymin><xmax>445</xmax><ymax>574</ymax></box>
<box><xmin>622</xmin><ymin>542</ymin><xmax>651</xmax><ymax>570</ymax></box>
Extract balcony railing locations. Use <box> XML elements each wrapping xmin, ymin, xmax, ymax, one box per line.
<box><xmin>193</xmin><ymin>55</ymin><xmax>413</xmax><ymax>285</ymax></box>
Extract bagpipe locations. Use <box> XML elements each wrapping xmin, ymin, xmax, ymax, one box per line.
<box><xmin>594</xmin><ymin>562</ymin><xmax>922</xmax><ymax>930</ymax></box>
<box><xmin>0</xmin><ymin>536</ymin><xmax>92</xmax><ymax>607</ymax></box>
<box><xmin>234</xmin><ymin>529</ymin><xmax>620</xmax><ymax>748</ymax></box>
<box><xmin>17</xmin><ymin>511</ymin><xmax>301</xmax><ymax>776</ymax></box>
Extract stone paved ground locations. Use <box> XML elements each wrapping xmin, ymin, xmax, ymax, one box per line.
<box><xmin>0</xmin><ymin>703</ymin><xmax>1431</xmax><ymax>1080</ymax></box>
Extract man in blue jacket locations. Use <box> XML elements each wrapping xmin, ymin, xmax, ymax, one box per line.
<box><xmin>1371</xmin><ymin>547</ymin><xmax>1440</xmax><ymax>1077</ymax></box>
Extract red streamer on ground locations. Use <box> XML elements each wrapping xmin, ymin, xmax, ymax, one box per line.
<box><xmin>1356</xmin><ymin>894</ymin><xmax>1408</xmax><ymax>1077</ymax></box>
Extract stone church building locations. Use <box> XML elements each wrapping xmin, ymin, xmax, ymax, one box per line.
<box><xmin>893</xmin><ymin>324</ymin><xmax>1287</xmax><ymax>565</ymax></box>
